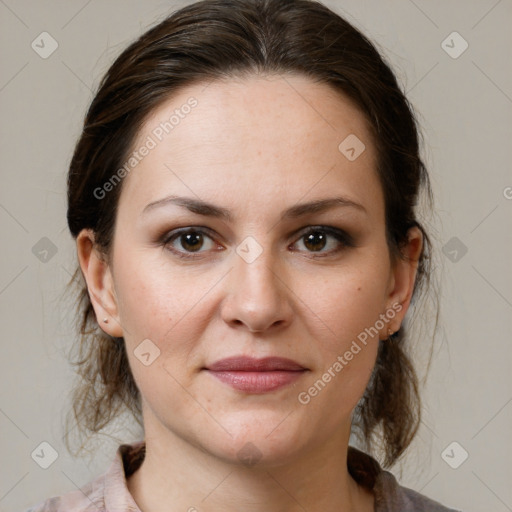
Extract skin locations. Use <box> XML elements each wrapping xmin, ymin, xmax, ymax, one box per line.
<box><xmin>77</xmin><ymin>73</ymin><xmax>422</xmax><ymax>512</ymax></box>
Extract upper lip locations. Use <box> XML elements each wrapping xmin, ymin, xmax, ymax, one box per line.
<box><xmin>205</xmin><ymin>356</ymin><xmax>306</xmax><ymax>372</ymax></box>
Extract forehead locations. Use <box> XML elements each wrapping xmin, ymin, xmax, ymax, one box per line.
<box><xmin>119</xmin><ymin>73</ymin><xmax>382</xmax><ymax>220</ymax></box>
<box><xmin>136</xmin><ymin>73</ymin><xmax>374</xmax><ymax>155</ymax></box>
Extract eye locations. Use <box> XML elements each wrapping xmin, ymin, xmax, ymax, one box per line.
<box><xmin>290</xmin><ymin>226</ymin><xmax>354</xmax><ymax>257</ymax></box>
<box><xmin>161</xmin><ymin>225</ymin><xmax>354</xmax><ymax>260</ymax></box>
<box><xmin>162</xmin><ymin>227</ymin><xmax>222</xmax><ymax>259</ymax></box>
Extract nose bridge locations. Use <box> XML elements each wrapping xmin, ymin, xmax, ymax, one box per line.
<box><xmin>222</xmin><ymin>237</ymin><xmax>291</xmax><ymax>332</ymax></box>
<box><xmin>236</xmin><ymin>243</ymin><xmax>278</xmax><ymax>293</ymax></box>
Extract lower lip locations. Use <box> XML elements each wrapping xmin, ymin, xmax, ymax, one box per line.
<box><xmin>205</xmin><ymin>370</ymin><xmax>306</xmax><ymax>393</ymax></box>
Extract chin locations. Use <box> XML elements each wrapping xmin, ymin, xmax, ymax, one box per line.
<box><xmin>206</xmin><ymin>417</ymin><xmax>306</xmax><ymax>468</ymax></box>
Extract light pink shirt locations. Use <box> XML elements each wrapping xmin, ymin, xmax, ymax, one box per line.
<box><xmin>23</xmin><ymin>441</ymin><xmax>461</xmax><ymax>511</ymax></box>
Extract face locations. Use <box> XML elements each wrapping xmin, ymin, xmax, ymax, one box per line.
<box><xmin>79</xmin><ymin>73</ymin><xmax>421</xmax><ymax>467</ymax></box>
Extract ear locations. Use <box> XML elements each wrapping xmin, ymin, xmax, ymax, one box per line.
<box><xmin>380</xmin><ymin>226</ymin><xmax>423</xmax><ymax>338</ymax></box>
<box><xmin>76</xmin><ymin>229</ymin><xmax>124</xmax><ymax>338</ymax></box>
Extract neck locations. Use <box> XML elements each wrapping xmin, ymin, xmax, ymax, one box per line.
<box><xmin>127</xmin><ymin>418</ymin><xmax>374</xmax><ymax>512</ymax></box>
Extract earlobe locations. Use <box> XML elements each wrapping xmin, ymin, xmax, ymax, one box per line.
<box><xmin>76</xmin><ymin>229</ymin><xmax>124</xmax><ymax>338</ymax></box>
<box><xmin>382</xmin><ymin>226</ymin><xmax>423</xmax><ymax>337</ymax></box>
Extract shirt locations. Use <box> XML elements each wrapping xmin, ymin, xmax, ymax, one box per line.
<box><xmin>23</xmin><ymin>441</ymin><xmax>461</xmax><ymax>511</ymax></box>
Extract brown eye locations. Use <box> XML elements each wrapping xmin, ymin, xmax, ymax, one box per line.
<box><xmin>303</xmin><ymin>231</ymin><xmax>328</xmax><ymax>252</ymax></box>
<box><xmin>291</xmin><ymin>226</ymin><xmax>354</xmax><ymax>257</ymax></box>
<box><xmin>163</xmin><ymin>228</ymin><xmax>220</xmax><ymax>258</ymax></box>
<box><xmin>178</xmin><ymin>231</ymin><xmax>205</xmax><ymax>252</ymax></box>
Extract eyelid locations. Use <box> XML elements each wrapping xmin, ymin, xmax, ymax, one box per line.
<box><xmin>160</xmin><ymin>224</ymin><xmax>355</xmax><ymax>259</ymax></box>
<box><xmin>160</xmin><ymin>226</ymin><xmax>223</xmax><ymax>257</ymax></box>
<box><xmin>291</xmin><ymin>225</ymin><xmax>355</xmax><ymax>245</ymax></box>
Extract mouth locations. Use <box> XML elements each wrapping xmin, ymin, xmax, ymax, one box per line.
<box><xmin>203</xmin><ymin>356</ymin><xmax>308</xmax><ymax>393</ymax></box>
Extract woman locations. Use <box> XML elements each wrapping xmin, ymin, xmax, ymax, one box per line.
<box><xmin>25</xmin><ymin>0</ymin><xmax>460</xmax><ymax>510</ymax></box>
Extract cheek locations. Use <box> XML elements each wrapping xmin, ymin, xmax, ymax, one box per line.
<box><xmin>116</xmin><ymin>262</ymin><xmax>210</xmax><ymax>415</ymax></box>
<box><xmin>114</xmin><ymin>254</ymin><xmax>220</xmax><ymax>392</ymax></box>
<box><xmin>295</xmin><ymin>264</ymin><xmax>388</xmax><ymax>348</ymax></box>
<box><xmin>114</xmin><ymin>249</ymin><xmax>207</xmax><ymax>336</ymax></box>
<box><xmin>294</xmin><ymin>277</ymin><xmax>383</xmax><ymax>426</ymax></box>
<box><xmin>292</xmin><ymin>265</ymin><xmax>386</xmax><ymax>402</ymax></box>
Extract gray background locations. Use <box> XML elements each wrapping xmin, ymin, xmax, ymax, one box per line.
<box><xmin>1</xmin><ymin>0</ymin><xmax>511</xmax><ymax>511</ymax></box>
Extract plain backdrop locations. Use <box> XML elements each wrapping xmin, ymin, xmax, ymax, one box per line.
<box><xmin>0</xmin><ymin>1</ymin><xmax>511</xmax><ymax>511</ymax></box>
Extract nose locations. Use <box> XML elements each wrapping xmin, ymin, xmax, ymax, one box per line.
<box><xmin>221</xmin><ymin>247</ymin><xmax>293</xmax><ymax>333</ymax></box>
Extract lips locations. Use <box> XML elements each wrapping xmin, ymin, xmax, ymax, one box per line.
<box><xmin>204</xmin><ymin>356</ymin><xmax>308</xmax><ymax>393</ymax></box>
<box><xmin>205</xmin><ymin>356</ymin><xmax>306</xmax><ymax>372</ymax></box>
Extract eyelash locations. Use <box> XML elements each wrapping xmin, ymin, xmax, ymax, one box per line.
<box><xmin>160</xmin><ymin>226</ymin><xmax>355</xmax><ymax>260</ymax></box>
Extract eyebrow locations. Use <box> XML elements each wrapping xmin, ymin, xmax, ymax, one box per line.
<box><xmin>142</xmin><ymin>195</ymin><xmax>367</xmax><ymax>221</ymax></box>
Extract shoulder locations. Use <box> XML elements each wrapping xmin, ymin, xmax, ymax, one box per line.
<box><xmin>378</xmin><ymin>470</ymin><xmax>463</xmax><ymax>512</ymax></box>
<box><xmin>400</xmin><ymin>482</ymin><xmax>463</xmax><ymax>511</ymax></box>
<box><xmin>347</xmin><ymin>446</ymin><xmax>462</xmax><ymax>512</ymax></box>
<box><xmin>20</xmin><ymin>483</ymin><xmax>103</xmax><ymax>512</ymax></box>
<box><xmin>20</xmin><ymin>476</ymin><xmax>105</xmax><ymax>512</ymax></box>
<box><xmin>21</xmin><ymin>441</ymin><xmax>145</xmax><ymax>512</ymax></box>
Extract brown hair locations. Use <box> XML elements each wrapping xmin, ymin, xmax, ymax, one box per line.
<box><xmin>63</xmin><ymin>0</ymin><xmax>440</xmax><ymax>469</ymax></box>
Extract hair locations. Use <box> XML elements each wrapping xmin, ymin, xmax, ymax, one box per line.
<box><xmin>63</xmin><ymin>0</ymin><xmax>440</xmax><ymax>469</ymax></box>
